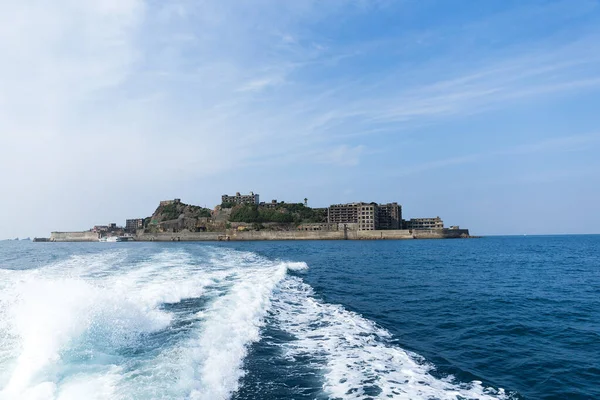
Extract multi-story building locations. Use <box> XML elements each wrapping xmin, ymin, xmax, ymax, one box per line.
<box><xmin>358</xmin><ymin>203</ymin><xmax>378</xmax><ymax>230</ymax></box>
<box><xmin>405</xmin><ymin>217</ymin><xmax>444</xmax><ymax>230</ymax></box>
<box><xmin>328</xmin><ymin>202</ymin><xmax>403</xmax><ymax>231</ymax></box>
<box><xmin>126</xmin><ymin>218</ymin><xmax>144</xmax><ymax>232</ymax></box>
<box><xmin>377</xmin><ymin>203</ymin><xmax>402</xmax><ymax>230</ymax></box>
<box><xmin>327</xmin><ymin>202</ymin><xmax>379</xmax><ymax>230</ymax></box>
<box><xmin>328</xmin><ymin>203</ymin><xmax>361</xmax><ymax>225</ymax></box>
<box><xmin>221</xmin><ymin>192</ymin><xmax>260</xmax><ymax>205</ymax></box>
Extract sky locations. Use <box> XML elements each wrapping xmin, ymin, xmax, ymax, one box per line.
<box><xmin>1</xmin><ymin>0</ymin><xmax>600</xmax><ymax>238</ymax></box>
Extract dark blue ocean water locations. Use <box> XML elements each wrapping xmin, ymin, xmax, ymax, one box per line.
<box><xmin>0</xmin><ymin>236</ymin><xmax>598</xmax><ymax>399</ymax></box>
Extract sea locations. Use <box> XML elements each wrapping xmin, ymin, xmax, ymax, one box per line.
<box><xmin>0</xmin><ymin>236</ymin><xmax>598</xmax><ymax>400</ymax></box>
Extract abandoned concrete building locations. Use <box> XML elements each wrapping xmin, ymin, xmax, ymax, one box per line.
<box><xmin>125</xmin><ymin>218</ymin><xmax>144</xmax><ymax>232</ymax></box>
<box><xmin>377</xmin><ymin>202</ymin><xmax>402</xmax><ymax>230</ymax></box>
<box><xmin>221</xmin><ymin>192</ymin><xmax>260</xmax><ymax>205</ymax></box>
<box><xmin>327</xmin><ymin>202</ymin><xmax>402</xmax><ymax>231</ymax></box>
<box><xmin>404</xmin><ymin>217</ymin><xmax>444</xmax><ymax>230</ymax></box>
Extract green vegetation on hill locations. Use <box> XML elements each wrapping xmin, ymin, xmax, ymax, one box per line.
<box><xmin>189</xmin><ymin>205</ymin><xmax>212</xmax><ymax>218</ymax></box>
<box><xmin>160</xmin><ymin>203</ymin><xmax>181</xmax><ymax>221</ymax></box>
<box><xmin>229</xmin><ymin>203</ymin><xmax>326</xmax><ymax>224</ymax></box>
<box><xmin>140</xmin><ymin>199</ymin><xmax>326</xmax><ymax>234</ymax></box>
<box><xmin>151</xmin><ymin>202</ymin><xmax>212</xmax><ymax>224</ymax></box>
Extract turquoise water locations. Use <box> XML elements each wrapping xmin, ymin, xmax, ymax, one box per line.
<box><xmin>0</xmin><ymin>236</ymin><xmax>598</xmax><ymax>399</ymax></box>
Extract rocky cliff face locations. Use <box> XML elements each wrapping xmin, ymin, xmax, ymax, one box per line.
<box><xmin>145</xmin><ymin>202</ymin><xmax>215</xmax><ymax>233</ymax></box>
<box><xmin>150</xmin><ymin>202</ymin><xmax>211</xmax><ymax>223</ymax></box>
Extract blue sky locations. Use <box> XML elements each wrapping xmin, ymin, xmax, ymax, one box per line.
<box><xmin>1</xmin><ymin>0</ymin><xmax>600</xmax><ymax>237</ymax></box>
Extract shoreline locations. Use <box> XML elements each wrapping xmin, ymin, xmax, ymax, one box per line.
<box><xmin>46</xmin><ymin>228</ymin><xmax>472</xmax><ymax>242</ymax></box>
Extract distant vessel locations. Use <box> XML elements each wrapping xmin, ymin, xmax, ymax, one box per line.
<box><xmin>99</xmin><ymin>236</ymin><xmax>132</xmax><ymax>242</ymax></box>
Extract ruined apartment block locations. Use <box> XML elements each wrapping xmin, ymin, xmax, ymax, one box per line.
<box><xmin>221</xmin><ymin>192</ymin><xmax>260</xmax><ymax>205</ymax></box>
<box><xmin>327</xmin><ymin>202</ymin><xmax>402</xmax><ymax>231</ymax></box>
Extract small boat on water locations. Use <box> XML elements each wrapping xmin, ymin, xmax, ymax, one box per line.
<box><xmin>99</xmin><ymin>236</ymin><xmax>133</xmax><ymax>242</ymax></box>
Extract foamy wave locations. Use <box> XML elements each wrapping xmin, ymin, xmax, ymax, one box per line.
<box><xmin>0</xmin><ymin>246</ymin><xmax>311</xmax><ymax>400</ymax></box>
<box><xmin>1</xmin><ymin>245</ymin><xmax>506</xmax><ymax>400</ymax></box>
<box><xmin>0</xmin><ymin>248</ymin><xmax>222</xmax><ymax>399</ymax></box>
<box><xmin>179</xmin><ymin>255</ymin><xmax>294</xmax><ymax>400</ymax></box>
<box><xmin>285</xmin><ymin>261</ymin><xmax>309</xmax><ymax>271</ymax></box>
<box><xmin>0</xmin><ymin>278</ymin><xmax>171</xmax><ymax>399</ymax></box>
<box><xmin>272</xmin><ymin>277</ymin><xmax>509</xmax><ymax>400</ymax></box>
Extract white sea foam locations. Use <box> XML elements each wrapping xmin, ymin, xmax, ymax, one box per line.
<box><xmin>286</xmin><ymin>261</ymin><xmax>310</xmax><ymax>271</ymax></box>
<box><xmin>0</xmin><ymin>247</ymin><xmax>307</xmax><ymax>400</ymax></box>
<box><xmin>179</xmin><ymin>250</ymin><xmax>307</xmax><ymax>400</ymax></box>
<box><xmin>0</xmin><ymin>248</ymin><xmax>226</xmax><ymax>399</ymax></box>
<box><xmin>0</xmin><ymin>277</ymin><xmax>171</xmax><ymax>399</ymax></box>
<box><xmin>1</xmin><ymin>245</ymin><xmax>508</xmax><ymax>400</ymax></box>
<box><xmin>271</xmin><ymin>277</ymin><xmax>509</xmax><ymax>400</ymax></box>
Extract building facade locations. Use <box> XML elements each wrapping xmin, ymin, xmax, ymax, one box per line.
<box><xmin>405</xmin><ymin>217</ymin><xmax>444</xmax><ymax>230</ymax></box>
<box><xmin>377</xmin><ymin>202</ymin><xmax>402</xmax><ymax>230</ymax></box>
<box><xmin>126</xmin><ymin>218</ymin><xmax>144</xmax><ymax>232</ymax></box>
<box><xmin>259</xmin><ymin>200</ymin><xmax>279</xmax><ymax>209</ymax></box>
<box><xmin>221</xmin><ymin>192</ymin><xmax>260</xmax><ymax>205</ymax></box>
<box><xmin>358</xmin><ymin>203</ymin><xmax>378</xmax><ymax>230</ymax></box>
<box><xmin>327</xmin><ymin>202</ymin><xmax>402</xmax><ymax>231</ymax></box>
<box><xmin>327</xmin><ymin>203</ymin><xmax>361</xmax><ymax>226</ymax></box>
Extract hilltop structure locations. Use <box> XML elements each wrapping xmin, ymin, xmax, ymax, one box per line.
<box><xmin>221</xmin><ymin>192</ymin><xmax>259</xmax><ymax>205</ymax></box>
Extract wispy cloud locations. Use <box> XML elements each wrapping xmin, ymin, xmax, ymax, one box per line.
<box><xmin>312</xmin><ymin>39</ymin><xmax>600</xmax><ymax>130</ymax></box>
<box><xmin>317</xmin><ymin>144</ymin><xmax>366</xmax><ymax>166</ymax></box>
<box><xmin>394</xmin><ymin>133</ymin><xmax>600</xmax><ymax>177</ymax></box>
<box><xmin>237</xmin><ymin>75</ymin><xmax>286</xmax><ymax>92</ymax></box>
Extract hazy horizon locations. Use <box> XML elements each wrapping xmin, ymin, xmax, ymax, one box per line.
<box><xmin>2</xmin><ymin>0</ymin><xmax>600</xmax><ymax>238</ymax></box>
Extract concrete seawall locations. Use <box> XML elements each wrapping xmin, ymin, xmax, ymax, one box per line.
<box><xmin>134</xmin><ymin>228</ymin><xmax>470</xmax><ymax>241</ymax></box>
<box><xmin>413</xmin><ymin>228</ymin><xmax>471</xmax><ymax>239</ymax></box>
<box><xmin>47</xmin><ymin>229</ymin><xmax>471</xmax><ymax>242</ymax></box>
<box><xmin>134</xmin><ymin>231</ymin><xmax>344</xmax><ymax>241</ymax></box>
<box><xmin>135</xmin><ymin>232</ymin><xmax>223</xmax><ymax>241</ymax></box>
<box><xmin>50</xmin><ymin>231</ymin><xmax>99</xmax><ymax>242</ymax></box>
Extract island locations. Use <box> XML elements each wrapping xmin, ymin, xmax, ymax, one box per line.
<box><xmin>43</xmin><ymin>192</ymin><xmax>472</xmax><ymax>242</ymax></box>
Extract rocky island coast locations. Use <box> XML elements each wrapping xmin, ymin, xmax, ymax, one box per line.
<box><xmin>44</xmin><ymin>192</ymin><xmax>471</xmax><ymax>242</ymax></box>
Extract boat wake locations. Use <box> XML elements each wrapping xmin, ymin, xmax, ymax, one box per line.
<box><xmin>0</xmin><ymin>247</ymin><xmax>511</xmax><ymax>399</ymax></box>
<box><xmin>271</xmin><ymin>277</ymin><xmax>508</xmax><ymax>399</ymax></box>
